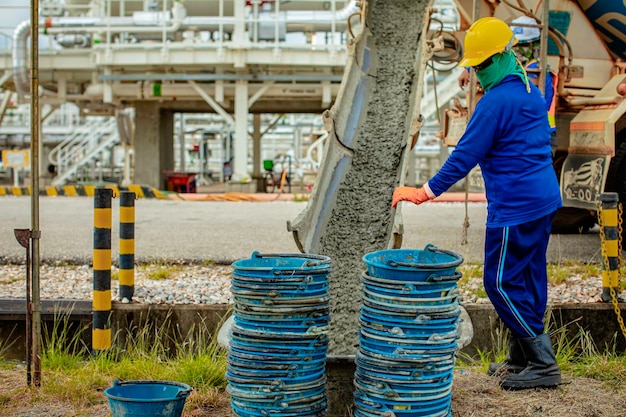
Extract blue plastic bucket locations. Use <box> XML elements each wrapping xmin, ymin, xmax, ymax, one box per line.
<box><xmin>360</xmin><ymin>304</ymin><xmax>460</xmax><ymax>326</ymax></box>
<box><xmin>362</xmin><ymin>287</ymin><xmax>458</xmax><ymax>308</ymax></box>
<box><xmin>104</xmin><ymin>380</ymin><xmax>191</xmax><ymax>417</ymax></box>
<box><xmin>232</xmin><ymin>252</ymin><xmax>331</xmax><ymax>278</ymax></box>
<box><xmin>228</xmin><ymin>375</ymin><xmax>327</xmax><ymax>394</ymax></box>
<box><xmin>362</xmin><ymin>296</ymin><xmax>459</xmax><ymax>315</ymax></box>
<box><xmin>231</xmin><ymin>397</ymin><xmax>328</xmax><ymax>417</ymax></box>
<box><xmin>228</xmin><ymin>252</ymin><xmax>330</xmax><ymax>417</ymax></box>
<box><xmin>356</xmin><ymin>353</ymin><xmax>454</xmax><ymax>384</ymax></box>
<box><xmin>354</xmin><ymin>389</ymin><xmax>452</xmax><ymax>417</ymax></box>
<box><xmin>232</xmin><ymin>272</ymin><xmax>329</xmax><ymax>285</ymax></box>
<box><xmin>361</xmin><ymin>271</ymin><xmax>461</xmax><ymax>288</ymax></box>
<box><xmin>359</xmin><ymin>318</ymin><xmax>457</xmax><ymax>341</ymax></box>
<box><xmin>355</xmin><ymin>369</ymin><xmax>453</xmax><ymax>394</ymax></box>
<box><xmin>231</xmin><ymin>282</ymin><xmax>329</xmax><ymax>295</ymax></box>
<box><xmin>233</xmin><ymin>292</ymin><xmax>331</xmax><ymax>307</ymax></box>
<box><xmin>359</xmin><ymin>329</ymin><xmax>457</xmax><ymax>355</ymax></box>
<box><xmin>230</xmin><ymin>332</ymin><xmax>328</xmax><ymax>351</ymax></box>
<box><xmin>362</xmin><ymin>244</ymin><xmax>463</xmax><ymax>281</ymax></box>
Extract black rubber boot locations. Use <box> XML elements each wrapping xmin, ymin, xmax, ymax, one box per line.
<box><xmin>500</xmin><ymin>333</ymin><xmax>561</xmax><ymax>390</ymax></box>
<box><xmin>487</xmin><ymin>338</ymin><xmax>525</xmax><ymax>376</ymax></box>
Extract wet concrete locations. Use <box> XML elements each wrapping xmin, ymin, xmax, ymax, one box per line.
<box><xmin>314</xmin><ymin>0</ymin><xmax>431</xmax><ymax>356</ymax></box>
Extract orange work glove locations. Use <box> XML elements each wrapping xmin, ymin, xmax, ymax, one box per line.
<box><xmin>392</xmin><ymin>186</ymin><xmax>432</xmax><ymax>208</ymax></box>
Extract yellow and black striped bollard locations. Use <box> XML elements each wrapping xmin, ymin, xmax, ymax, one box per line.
<box><xmin>599</xmin><ymin>193</ymin><xmax>620</xmax><ymax>302</ymax></box>
<box><xmin>93</xmin><ymin>187</ymin><xmax>113</xmax><ymax>350</ymax></box>
<box><xmin>119</xmin><ymin>191</ymin><xmax>135</xmax><ymax>301</ymax></box>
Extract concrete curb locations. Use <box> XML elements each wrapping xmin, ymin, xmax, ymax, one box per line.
<box><xmin>0</xmin><ymin>184</ymin><xmax>167</xmax><ymax>199</ymax></box>
<box><xmin>1</xmin><ymin>300</ymin><xmax>624</xmax><ymax>361</ymax></box>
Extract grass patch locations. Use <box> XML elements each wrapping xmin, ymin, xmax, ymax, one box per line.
<box><xmin>458</xmin><ymin>312</ymin><xmax>626</xmax><ymax>389</ymax></box>
<box><xmin>547</xmin><ymin>260</ymin><xmax>602</xmax><ymax>285</ymax></box>
<box><xmin>0</xmin><ymin>325</ymin><xmax>18</xmax><ymax>361</ymax></box>
<box><xmin>457</xmin><ymin>260</ymin><xmax>604</xmax><ymax>301</ymax></box>
<box><xmin>0</xmin><ymin>309</ymin><xmax>229</xmax><ymax>415</ymax></box>
<box><xmin>457</xmin><ymin>263</ymin><xmax>483</xmax><ymax>282</ymax></box>
<box><xmin>139</xmin><ymin>263</ymin><xmax>183</xmax><ymax>281</ymax></box>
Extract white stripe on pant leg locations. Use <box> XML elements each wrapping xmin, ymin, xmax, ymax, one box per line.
<box><xmin>495</xmin><ymin>226</ymin><xmax>536</xmax><ymax>338</ymax></box>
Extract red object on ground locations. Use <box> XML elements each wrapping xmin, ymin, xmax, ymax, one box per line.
<box><xmin>162</xmin><ymin>171</ymin><xmax>197</xmax><ymax>193</ymax></box>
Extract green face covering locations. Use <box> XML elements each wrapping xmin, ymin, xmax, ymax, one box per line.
<box><xmin>475</xmin><ymin>50</ymin><xmax>529</xmax><ymax>93</ymax></box>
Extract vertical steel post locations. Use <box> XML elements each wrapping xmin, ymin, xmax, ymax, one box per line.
<box><xmin>29</xmin><ymin>0</ymin><xmax>42</xmax><ymax>387</ymax></box>
<box><xmin>13</xmin><ymin>229</ymin><xmax>31</xmax><ymax>385</ymax></box>
<box><xmin>93</xmin><ymin>187</ymin><xmax>113</xmax><ymax>350</ymax></box>
<box><xmin>599</xmin><ymin>193</ymin><xmax>620</xmax><ymax>302</ymax></box>
<box><xmin>118</xmin><ymin>191</ymin><xmax>135</xmax><ymax>301</ymax></box>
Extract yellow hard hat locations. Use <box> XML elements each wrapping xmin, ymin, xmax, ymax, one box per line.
<box><xmin>459</xmin><ymin>17</ymin><xmax>518</xmax><ymax>67</ymax></box>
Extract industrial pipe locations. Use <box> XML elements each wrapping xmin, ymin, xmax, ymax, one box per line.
<box><xmin>12</xmin><ymin>1</ymin><xmax>359</xmax><ymax>96</ymax></box>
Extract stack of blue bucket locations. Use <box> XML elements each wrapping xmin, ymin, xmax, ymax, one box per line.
<box><xmin>356</xmin><ymin>244</ymin><xmax>463</xmax><ymax>417</ymax></box>
<box><xmin>227</xmin><ymin>252</ymin><xmax>331</xmax><ymax>417</ymax></box>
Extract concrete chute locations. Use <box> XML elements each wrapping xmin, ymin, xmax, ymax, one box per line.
<box><xmin>287</xmin><ymin>0</ymin><xmax>436</xmax><ymax>355</ymax></box>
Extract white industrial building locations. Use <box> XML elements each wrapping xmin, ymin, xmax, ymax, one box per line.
<box><xmin>0</xmin><ymin>0</ymin><xmax>461</xmax><ymax>191</ymax></box>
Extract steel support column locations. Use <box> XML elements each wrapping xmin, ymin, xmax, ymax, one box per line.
<box><xmin>233</xmin><ymin>79</ymin><xmax>249</xmax><ymax>181</ymax></box>
<box><xmin>252</xmin><ymin>114</ymin><xmax>263</xmax><ymax>191</ymax></box>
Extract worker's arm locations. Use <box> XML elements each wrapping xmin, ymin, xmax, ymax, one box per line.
<box><xmin>426</xmin><ymin>104</ymin><xmax>497</xmax><ymax>196</ymax></box>
<box><xmin>392</xmin><ymin>97</ymin><xmax>497</xmax><ymax>207</ymax></box>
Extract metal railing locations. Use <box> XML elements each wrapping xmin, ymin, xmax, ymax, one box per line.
<box><xmin>36</xmin><ymin>0</ymin><xmax>357</xmax><ymax>52</ymax></box>
<box><xmin>49</xmin><ymin>117</ymin><xmax>119</xmax><ymax>185</ymax></box>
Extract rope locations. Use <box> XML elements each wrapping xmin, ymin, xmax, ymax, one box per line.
<box><xmin>461</xmin><ymin>177</ymin><xmax>469</xmax><ymax>245</ymax></box>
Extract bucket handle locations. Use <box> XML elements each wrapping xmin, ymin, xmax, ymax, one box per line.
<box><xmin>386</xmin><ymin>244</ymin><xmax>463</xmax><ymax>269</ymax></box>
<box><xmin>426</xmin><ymin>271</ymin><xmax>463</xmax><ymax>282</ymax></box>
<box><xmin>252</xmin><ymin>251</ymin><xmax>331</xmax><ymax>267</ymax></box>
<box><xmin>271</xmin><ymin>267</ymin><xmax>331</xmax><ymax>276</ymax></box>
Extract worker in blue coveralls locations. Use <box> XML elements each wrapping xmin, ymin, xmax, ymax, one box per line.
<box><xmin>458</xmin><ymin>16</ymin><xmax>558</xmax><ymax>155</ymax></box>
<box><xmin>392</xmin><ymin>17</ymin><xmax>562</xmax><ymax>390</ymax></box>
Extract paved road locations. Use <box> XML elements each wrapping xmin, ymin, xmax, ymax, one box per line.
<box><xmin>0</xmin><ymin>196</ymin><xmax>602</xmax><ymax>265</ymax></box>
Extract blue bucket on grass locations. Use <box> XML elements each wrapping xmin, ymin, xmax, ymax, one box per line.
<box><xmin>104</xmin><ymin>380</ymin><xmax>191</xmax><ymax>417</ymax></box>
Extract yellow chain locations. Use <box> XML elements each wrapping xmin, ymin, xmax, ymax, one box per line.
<box><xmin>597</xmin><ymin>201</ymin><xmax>626</xmax><ymax>341</ymax></box>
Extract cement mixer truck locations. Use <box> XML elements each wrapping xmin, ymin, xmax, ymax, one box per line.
<box><xmin>443</xmin><ymin>0</ymin><xmax>626</xmax><ymax>234</ymax></box>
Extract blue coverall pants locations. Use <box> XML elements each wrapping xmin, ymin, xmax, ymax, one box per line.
<box><xmin>483</xmin><ymin>211</ymin><xmax>556</xmax><ymax>339</ymax></box>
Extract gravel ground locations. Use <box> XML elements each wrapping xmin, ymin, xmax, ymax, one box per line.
<box><xmin>1</xmin><ymin>262</ymin><xmax>624</xmax><ymax>305</ymax></box>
